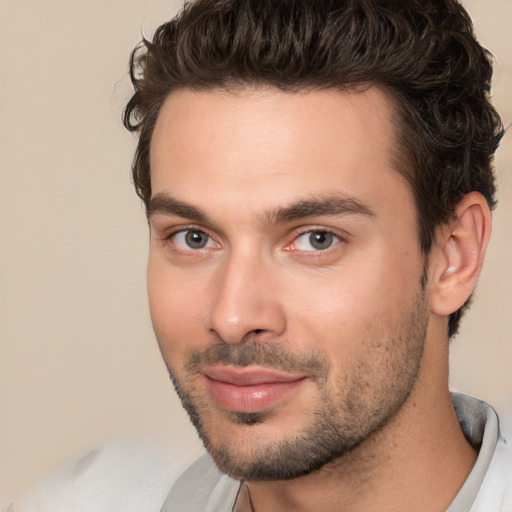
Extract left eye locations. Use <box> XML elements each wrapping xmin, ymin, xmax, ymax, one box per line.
<box><xmin>172</xmin><ymin>229</ymin><xmax>216</xmax><ymax>250</ymax></box>
<box><xmin>293</xmin><ymin>231</ymin><xmax>339</xmax><ymax>251</ymax></box>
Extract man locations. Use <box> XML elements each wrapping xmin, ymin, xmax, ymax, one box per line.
<box><xmin>118</xmin><ymin>0</ymin><xmax>512</xmax><ymax>510</ymax></box>
<box><xmin>19</xmin><ymin>0</ymin><xmax>511</xmax><ymax>511</ymax></box>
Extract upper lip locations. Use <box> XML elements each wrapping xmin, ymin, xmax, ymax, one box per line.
<box><xmin>202</xmin><ymin>365</ymin><xmax>307</xmax><ymax>386</ymax></box>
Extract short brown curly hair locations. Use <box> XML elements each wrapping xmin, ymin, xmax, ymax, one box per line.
<box><xmin>123</xmin><ymin>0</ymin><xmax>504</xmax><ymax>337</ymax></box>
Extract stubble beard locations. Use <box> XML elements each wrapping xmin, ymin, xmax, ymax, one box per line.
<box><xmin>163</xmin><ymin>289</ymin><xmax>429</xmax><ymax>482</ymax></box>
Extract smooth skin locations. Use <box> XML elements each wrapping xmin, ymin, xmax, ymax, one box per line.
<box><xmin>147</xmin><ymin>87</ymin><xmax>490</xmax><ymax>512</ymax></box>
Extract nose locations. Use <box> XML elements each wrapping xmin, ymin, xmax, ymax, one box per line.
<box><xmin>204</xmin><ymin>251</ymin><xmax>286</xmax><ymax>345</ymax></box>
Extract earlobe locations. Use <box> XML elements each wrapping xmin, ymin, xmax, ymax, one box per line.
<box><xmin>430</xmin><ymin>192</ymin><xmax>492</xmax><ymax>316</ymax></box>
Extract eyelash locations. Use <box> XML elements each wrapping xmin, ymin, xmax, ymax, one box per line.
<box><xmin>286</xmin><ymin>228</ymin><xmax>343</xmax><ymax>253</ymax></box>
<box><xmin>160</xmin><ymin>226</ymin><xmax>345</xmax><ymax>255</ymax></box>
<box><xmin>162</xmin><ymin>226</ymin><xmax>217</xmax><ymax>249</ymax></box>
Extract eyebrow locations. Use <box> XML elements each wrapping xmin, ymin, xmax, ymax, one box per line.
<box><xmin>147</xmin><ymin>192</ymin><xmax>375</xmax><ymax>225</ymax></box>
<box><xmin>148</xmin><ymin>194</ymin><xmax>210</xmax><ymax>223</ymax></box>
<box><xmin>264</xmin><ymin>193</ymin><xmax>375</xmax><ymax>225</ymax></box>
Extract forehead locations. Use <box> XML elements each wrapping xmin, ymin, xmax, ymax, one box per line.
<box><xmin>149</xmin><ymin>86</ymin><xmax>411</xmax><ymax>218</ymax></box>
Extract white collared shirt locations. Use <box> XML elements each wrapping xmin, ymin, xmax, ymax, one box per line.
<box><xmin>19</xmin><ymin>393</ymin><xmax>512</xmax><ymax>511</ymax></box>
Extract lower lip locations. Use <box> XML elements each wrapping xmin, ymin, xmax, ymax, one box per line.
<box><xmin>204</xmin><ymin>377</ymin><xmax>306</xmax><ymax>413</ymax></box>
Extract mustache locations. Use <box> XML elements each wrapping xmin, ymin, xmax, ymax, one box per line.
<box><xmin>183</xmin><ymin>341</ymin><xmax>331</xmax><ymax>385</ymax></box>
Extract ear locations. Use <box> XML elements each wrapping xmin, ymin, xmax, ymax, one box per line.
<box><xmin>430</xmin><ymin>192</ymin><xmax>492</xmax><ymax>316</ymax></box>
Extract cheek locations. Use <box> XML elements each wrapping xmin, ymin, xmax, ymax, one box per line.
<box><xmin>285</xmin><ymin>249</ymin><xmax>423</xmax><ymax>352</ymax></box>
<box><xmin>147</xmin><ymin>258</ymin><xmax>210</xmax><ymax>359</ymax></box>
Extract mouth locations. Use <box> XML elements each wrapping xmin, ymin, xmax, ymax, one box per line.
<box><xmin>202</xmin><ymin>365</ymin><xmax>308</xmax><ymax>413</ymax></box>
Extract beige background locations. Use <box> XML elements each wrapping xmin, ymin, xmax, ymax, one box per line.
<box><xmin>0</xmin><ymin>0</ymin><xmax>511</xmax><ymax>499</ymax></box>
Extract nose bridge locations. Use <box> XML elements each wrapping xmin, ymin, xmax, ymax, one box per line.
<box><xmin>205</xmin><ymin>246</ymin><xmax>285</xmax><ymax>344</ymax></box>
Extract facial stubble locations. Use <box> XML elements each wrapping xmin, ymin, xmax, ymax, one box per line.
<box><xmin>162</xmin><ymin>289</ymin><xmax>428</xmax><ymax>482</ymax></box>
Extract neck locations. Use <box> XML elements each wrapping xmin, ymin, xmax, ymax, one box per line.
<box><xmin>245</xmin><ymin>322</ymin><xmax>477</xmax><ymax>512</ymax></box>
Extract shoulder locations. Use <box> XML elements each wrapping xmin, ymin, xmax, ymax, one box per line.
<box><xmin>18</xmin><ymin>440</ymin><xmax>188</xmax><ymax>512</ymax></box>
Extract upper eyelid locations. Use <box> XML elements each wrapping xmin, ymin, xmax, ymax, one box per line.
<box><xmin>291</xmin><ymin>229</ymin><xmax>342</xmax><ymax>246</ymax></box>
<box><xmin>156</xmin><ymin>224</ymin><xmax>213</xmax><ymax>241</ymax></box>
<box><xmin>295</xmin><ymin>229</ymin><xmax>340</xmax><ymax>239</ymax></box>
<box><xmin>290</xmin><ymin>226</ymin><xmax>348</xmax><ymax>242</ymax></box>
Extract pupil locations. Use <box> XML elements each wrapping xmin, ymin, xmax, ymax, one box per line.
<box><xmin>310</xmin><ymin>232</ymin><xmax>333</xmax><ymax>250</ymax></box>
<box><xmin>186</xmin><ymin>230</ymin><xmax>207</xmax><ymax>248</ymax></box>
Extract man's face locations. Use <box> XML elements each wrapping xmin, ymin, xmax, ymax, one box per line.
<box><xmin>148</xmin><ymin>87</ymin><xmax>430</xmax><ymax>480</ymax></box>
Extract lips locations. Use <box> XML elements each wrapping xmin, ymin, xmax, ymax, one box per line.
<box><xmin>202</xmin><ymin>365</ymin><xmax>307</xmax><ymax>413</ymax></box>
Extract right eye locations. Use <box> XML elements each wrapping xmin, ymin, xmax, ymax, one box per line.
<box><xmin>171</xmin><ymin>229</ymin><xmax>217</xmax><ymax>250</ymax></box>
